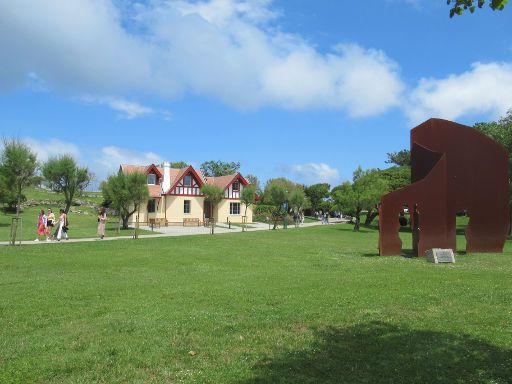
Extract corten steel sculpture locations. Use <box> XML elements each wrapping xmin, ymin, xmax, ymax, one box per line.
<box><xmin>379</xmin><ymin>118</ymin><xmax>509</xmax><ymax>256</ymax></box>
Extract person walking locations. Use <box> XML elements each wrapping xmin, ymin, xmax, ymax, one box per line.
<box><xmin>34</xmin><ymin>209</ymin><xmax>47</xmax><ymax>241</ymax></box>
<box><xmin>97</xmin><ymin>208</ymin><xmax>107</xmax><ymax>239</ymax></box>
<box><xmin>56</xmin><ymin>209</ymin><xmax>69</xmax><ymax>241</ymax></box>
<box><xmin>46</xmin><ymin>208</ymin><xmax>55</xmax><ymax>241</ymax></box>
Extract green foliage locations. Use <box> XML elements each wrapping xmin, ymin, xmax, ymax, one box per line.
<box><xmin>101</xmin><ymin>172</ymin><xmax>149</xmax><ymax>229</ymax></box>
<box><xmin>332</xmin><ymin>167</ymin><xmax>390</xmax><ymax>230</ymax></box>
<box><xmin>378</xmin><ymin>166</ymin><xmax>411</xmax><ymax>191</ymax></box>
<box><xmin>201</xmin><ymin>184</ymin><xmax>224</xmax><ymax>206</ymax></box>
<box><xmin>245</xmin><ymin>174</ymin><xmax>262</xmax><ymax>195</ymax></box>
<box><xmin>448</xmin><ymin>0</ymin><xmax>508</xmax><ymax>17</ymax></box>
<box><xmin>385</xmin><ymin>150</ymin><xmax>411</xmax><ymax>167</ymax></box>
<box><xmin>304</xmin><ymin>183</ymin><xmax>330</xmax><ymax>213</ymax></box>
<box><xmin>289</xmin><ymin>188</ymin><xmax>305</xmax><ymax>213</ymax></box>
<box><xmin>261</xmin><ymin>178</ymin><xmax>302</xmax><ymax>205</ymax></box>
<box><xmin>42</xmin><ymin>155</ymin><xmax>92</xmax><ymax>213</ymax></box>
<box><xmin>170</xmin><ymin>161</ymin><xmax>188</xmax><ymax>168</ymax></box>
<box><xmin>0</xmin><ymin>139</ymin><xmax>38</xmax><ymax>216</ymax></box>
<box><xmin>241</xmin><ymin>185</ymin><xmax>257</xmax><ymax>215</ymax></box>
<box><xmin>200</xmin><ymin>160</ymin><xmax>240</xmax><ymax>177</ymax></box>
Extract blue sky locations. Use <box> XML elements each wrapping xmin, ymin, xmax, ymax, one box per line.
<box><xmin>1</xmin><ymin>0</ymin><xmax>512</xmax><ymax>189</ymax></box>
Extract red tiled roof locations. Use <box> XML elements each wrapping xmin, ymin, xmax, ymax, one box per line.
<box><xmin>205</xmin><ymin>173</ymin><xmax>249</xmax><ymax>190</ymax></box>
<box><xmin>148</xmin><ymin>185</ymin><xmax>162</xmax><ymax>198</ymax></box>
<box><xmin>120</xmin><ymin>164</ymin><xmax>164</xmax><ymax>176</ymax></box>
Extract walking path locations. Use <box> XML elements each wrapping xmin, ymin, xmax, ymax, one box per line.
<box><xmin>1</xmin><ymin>217</ymin><xmax>348</xmax><ymax>246</ymax></box>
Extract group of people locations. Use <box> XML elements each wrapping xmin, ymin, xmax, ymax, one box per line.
<box><xmin>35</xmin><ymin>207</ymin><xmax>108</xmax><ymax>242</ymax></box>
<box><xmin>35</xmin><ymin>208</ymin><xmax>69</xmax><ymax>242</ymax></box>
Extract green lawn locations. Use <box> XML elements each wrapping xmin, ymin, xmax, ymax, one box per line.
<box><xmin>0</xmin><ymin>224</ymin><xmax>511</xmax><ymax>383</ymax></box>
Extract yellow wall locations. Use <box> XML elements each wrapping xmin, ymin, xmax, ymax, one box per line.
<box><xmin>129</xmin><ymin>196</ymin><xmax>253</xmax><ymax>225</ymax></box>
<box><xmin>215</xmin><ymin>200</ymin><xmax>253</xmax><ymax>224</ymax></box>
<box><xmin>165</xmin><ymin>195</ymin><xmax>205</xmax><ymax>224</ymax></box>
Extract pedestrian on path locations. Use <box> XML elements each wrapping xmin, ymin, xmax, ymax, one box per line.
<box><xmin>56</xmin><ymin>209</ymin><xmax>69</xmax><ymax>241</ymax></box>
<box><xmin>34</xmin><ymin>209</ymin><xmax>47</xmax><ymax>242</ymax></box>
<box><xmin>46</xmin><ymin>208</ymin><xmax>55</xmax><ymax>240</ymax></box>
<box><xmin>97</xmin><ymin>208</ymin><xmax>107</xmax><ymax>239</ymax></box>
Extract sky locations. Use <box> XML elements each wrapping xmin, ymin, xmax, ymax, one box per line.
<box><xmin>1</xmin><ymin>0</ymin><xmax>512</xmax><ymax>189</ymax></box>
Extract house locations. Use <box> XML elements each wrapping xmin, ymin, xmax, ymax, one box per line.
<box><xmin>120</xmin><ymin>162</ymin><xmax>253</xmax><ymax>226</ymax></box>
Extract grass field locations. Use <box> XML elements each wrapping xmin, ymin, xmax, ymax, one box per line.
<box><xmin>1</xmin><ymin>224</ymin><xmax>511</xmax><ymax>383</ymax></box>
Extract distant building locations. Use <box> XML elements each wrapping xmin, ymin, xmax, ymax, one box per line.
<box><xmin>120</xmin><ymin>163</ymin><xmax>253</xmax><ymax>226</ymax></box>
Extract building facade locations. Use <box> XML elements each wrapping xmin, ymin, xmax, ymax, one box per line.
<box><xmin>120</xmin><ymin>163</ymin><xmax>253</xmax><ymax>226</ymax></box>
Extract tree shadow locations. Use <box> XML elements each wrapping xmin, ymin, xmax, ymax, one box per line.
<box><xmin>241</xmin><ymin>321</ymin><xmax>511</xmax><ymax>384</ymax></box>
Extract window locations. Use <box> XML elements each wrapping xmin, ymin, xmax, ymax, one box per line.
<box><xmin>147</xmin><ymin>173</ymin><xmax>157</xmax><ymax>185</ymax></box>
<box><xmin>232</xmin><ymin>180</ymin><xmax>240</xmax><ymax>191</ymax></box>
<box><xmin>183</xmin><ymin>175</ymin><xmax>192</xmax><ymax>186</ymax></box>
<box><xmin>230</xmin><ymin>202</ymin><xmax>240</xmax><ymax>215</ymax></box>
<box><xmin>148</xmin><ymin>199</ymin><xmax>156</xmax><ymax>213</ymax></box>
<box><xmin>184</xmin><ymin>200</ymin><xmax>191</xmax><ymax>214</ymax></box>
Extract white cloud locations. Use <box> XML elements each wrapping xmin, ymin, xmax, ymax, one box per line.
<box><xmin>406</xmin><ymin>62</ymin><xmax>512</xmax><ymax>124</ymax></box>
<box><xmin>281</xmin><ymin>163</ymin><xmax>340</xmax><ymax>185</ymax></box>
<box><xmin>0</xmin><ymin>0</ymin><xmax>404</xmax><ymax>117</ymax></box>
<box><xmin>96</xmin><ymin>146</ymin><xmax>163</xmax><ymax>175</ymax></box>
<box><xmin>23</xmin><ymin>137</ymin><xmax>80</xmax><ymax>162</ymax></box>
<box><xmin>81</xmin><ymin>96</ymin><xmax>154</xmax><ymax>119</ymax></box>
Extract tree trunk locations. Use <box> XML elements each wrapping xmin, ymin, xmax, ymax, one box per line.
<box><xmin>65</xmin><ymin>200</ymin><xmax>72</xmax><ymax>214</ymax></box>
<box><xmin>122</xmin><ymin>216</ymin><xmax>129</xmax><ymax>229</ymax></box>
<box><xmin>364</xmin><ymin>210</ymin><xmax>379</xmax><ymax>226</ymax></box>
<box><xmin>353</xmin><ymin>209</ymin><xmax>361</xmax><ymax>231</ymax></box>
<box><xmin>509</xmin><ymin>206</ymin><xmax>511</xmax><ymax>236</ymax></box>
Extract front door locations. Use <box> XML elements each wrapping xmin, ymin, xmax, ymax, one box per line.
<box><xmin>204</xmin><ymin>201</ymin><xmax>211</xmax><ymax>219</ymax></box>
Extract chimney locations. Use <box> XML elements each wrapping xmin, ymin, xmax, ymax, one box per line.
<box><xmin>162</xmin><ymin>162</ymin><xmax>171</xmax><ymax>193</ymax></box>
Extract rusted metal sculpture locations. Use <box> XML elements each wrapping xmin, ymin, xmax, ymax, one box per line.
<box><xmin>379</xmin><ymin>118</ymin><xmax>509</xmax><ymax>256</ymax></box>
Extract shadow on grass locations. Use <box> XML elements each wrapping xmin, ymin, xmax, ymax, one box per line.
<box><xmin>241</xmin><ymin>322</ymin><xmax>511</xmax><ymax>384</ymax></box>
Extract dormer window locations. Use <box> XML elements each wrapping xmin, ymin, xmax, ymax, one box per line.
<box><xmin>232</xmin><ymin>180</ymin><xmax>240</xmax><ymax>191</ymax></box>
<box><xmin>147</xmin><ymin>173</ymin><xmax>157</xmax><ymax>185</ymax></box>
<box><xmin>184</xmin><ymin>175</ymin><xmax>192</xmax><ymax>186</ymax></box>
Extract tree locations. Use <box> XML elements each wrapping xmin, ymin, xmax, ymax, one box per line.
<box><xmin>200</xmin><ymin>160</ymin><xmax>240</xmax><ymax>177</ymax></box>
<box><xmin>385</xmin><ymin>150</ymin><xmax>411</xmax><ymax>167</ymax></box>
<box><xmin>240</xmin><ymin>185</ymin><xmax>256</xmax><ymax>232</ymax></box>
<box><xmin>332</xmin><ymin>167</ymin><xmax>390</xmax><ymax>231</ymax></box>
<box><xmin>304</xmin><ymin>183</ymin><xmax>330</xmax><ymax>214</ymax></box>
<box><xmin>170</xmin><ymin>161</ymin><xmax>188</xmax><ymax>168</ymax></box>
<box><xmin>268</xmin><ymin>183</ymin><xmax>287</xmax><ymax>229</ymax></box>
<box><xmin>0</xmin><ymin>139</ymin><xmax>38</xmax><ymax>217</ymax></box>
<box><xmin>42</xmin><ymin>155</ymin><xmax>92</xmax><ymax>213</ymax></box>
<box><xmin>474</xmin><ymin>110</ymin><xmax>512</xmax><ymax>234</ymax></box>
<box><xmin>378</xmin><ymin>166</ymin><xmax>411</xmax><ymax>192</ymax></box>
<box><xmin>245</xmin><ymin>174</ymin><xmax>262</xmax><ymax>195</ymax></box>
<box><xmin>289</xmin><ymin>188</ymin><xmax>305</xmax><ymax>227</ymax></box>
<box><xmin>201</xmin><ymin>184</ymin><xmax>224</xmax><ymax>233</ymax></box>
<box><xmin>101</xmin><ymin>172</ymin><xmax>149</xmax><ymax>229</ymax></box>
<box><xmin>448</xmin><ymin>0</ymin><xmax>508</xmax><ymax>17</ymax></box>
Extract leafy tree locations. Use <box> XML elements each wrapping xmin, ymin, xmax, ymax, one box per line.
<box><xmin>0</xmin><ymin>139</ymin><xmax>38</xmax><ymax>217</ymax></box>
<box><xmin>332</xmin><ymin>167</ymin><xmax>390</xmax><ymax>231</ymax></box>
<box><xmin>261</xmin><ymin>178</ymin><xmax>301</xmax><ymax>205</ymax></box>
<box><xmin>385</xmin><ymin>150</ymin><xmax>411</xmax><ymax>167</ymax></box>
<box><xmin>245</xmin><ymin>174</ymin><xmax>262</xmax><ymax>195</ymax></box>
<box><xmin>101</xmin><ymin>172</ymin><xmax>149</xmax><ymax>229</ymax></box>
<box><xmin>170</xmin><ymin>161</ymin><xmax>188</xmax><ymax>168</ymax></box>
<box><xmin>201</xmin><ymin>184</ymin><xmax>224</xmax><ymax>233</ymax></box>
<box><xmin>268</xmin><ymin>183</ymin><xmax>287</xmax><ymax>229</ymax></box>
<box><xmin>42</xmin><ymin>155</ymin><xmax>92</xmax><ymax>213</ymax></box>
<box><xmin>289</xmin><ymin>188</ymin><xmax>306</xmax><ymax>227</ymax></box>
<box><xmin>304</xmin><ymin>183</ymin><xmax>330</xmax><ymax>214</ymax></box>
<box><xmin>200</xmin><ymin>160</ymin><xmax>240</xmax><ymax>177</ymax></box>
<box><xmin>378</xmin><ymin>166</ymin><xmax>411</xmax><ymax>192</ymax></box>
<box><xmin>474</xmin><ymin>110</ymin><xmax>512</xmax><ymax>233</ymax></box>
<box><xmin>240</xmin><ymin>184</ymin><xmax>256</xmax><ymax>231</ymax></box>
<box><xmin>448</xmin><ymin>0</ymin><xmax>508</xmax><ymax>17</ymax></box>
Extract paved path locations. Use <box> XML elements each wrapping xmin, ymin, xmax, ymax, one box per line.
<box><xmin>1</xmin><ymin>218</ymin><xmax>348</xmax><ymax>246</ymax></box>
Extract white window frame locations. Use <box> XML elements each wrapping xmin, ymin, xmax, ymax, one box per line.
<box><xmin>230</xmin><ymin>202</ymin><xmax>240</xmax><ymax>215</ymax></box>
<box><xmin>147</xmin><ymin>173</ymin><xmax>157</xmax><ymax>185</ymax></box>
<box><xmin>184</xmin><ymin>200</ymin><xmax>191</xmax><ymax>214</ymax></box>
